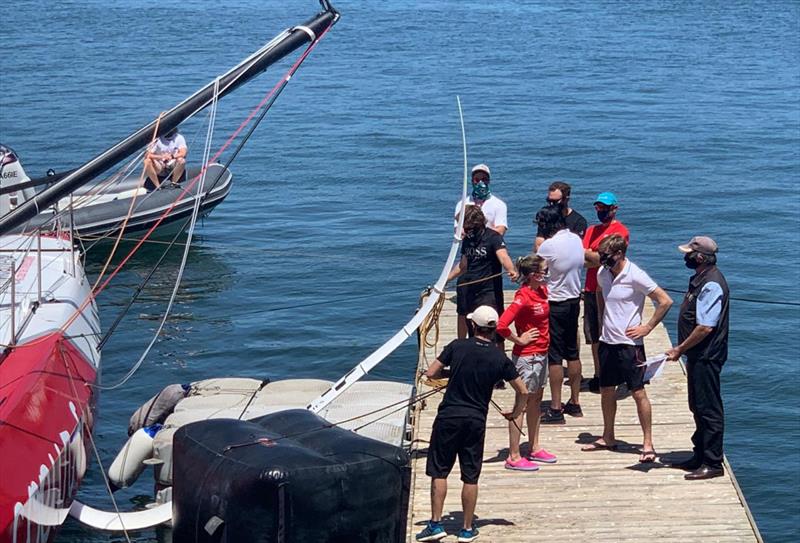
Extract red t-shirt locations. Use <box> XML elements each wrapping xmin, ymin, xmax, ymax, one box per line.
<box><xmin>496</xmin><ymin>284</ymin><xmax>550</xmax><ymax>356</ymax></box>
<box><xmin>583</xmin><ymin>220</ymin><xmax>630</xmax><ymax>292</ymax></box>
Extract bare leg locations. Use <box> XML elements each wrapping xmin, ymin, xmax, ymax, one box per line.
<box><xmin>548</xmin><ymin>363</ymin><xmax>563</xmax><ymax>410</ymax></box>
<box><xmin>431</xmin><ymin>478</ymin><xmax>447</xmax><ymax>522</ymax></box>
<box><xmin>599</xmin><ymin>386</ymin><xmax>617</xmax><ymax>444</ymax></box>
<box><xmin>457</xmin><ymin>315</ymin><xmax>468</xmax><ymax>339</ymax></box>
<box><xmin>143</xmin><ymin>158</ymin><xmax>162</xmax><ymax>187</ymax></box>
<box><xmin>528</xmin><ymin>388</ymin><xmax>544</xmax><ymax>451</ymax></box>
<box><xmin>591</xmin><ymin>343</ymin><xmax>600</xmax><ymax>377</ymax></box>
<box><xmin>508</xmin><ymin>411</ymin><xmax>525</xmax><ymax>462</ymax></box>
<box><xmin>461</xmin><ymin>483</ymin><xmax>478</xmax><ymax>530</ymax></box>
<box><xmin>567</xmin><ymin>359</ymin><xmax>581</xmax><ymax>404</ymax></box>
<box><xmin>171</xmin><ymin>158</ymin><xmax>186</xmax><ymax>183</ymax></box>
<box><xmin>508</xmin><ymin>393</ymin><xmax>538</xmax><ymax>461</ymax></box>
<box><xmin>632</xmin><ymin>388</ymin><xmax>654</xmax><ymax>453</ymax></box>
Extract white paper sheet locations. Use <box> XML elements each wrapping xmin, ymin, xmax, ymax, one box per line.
<box><xmin>639</xmin><ymin>354</ymin><xmax>668</xmax><ymax>381</ymax></box>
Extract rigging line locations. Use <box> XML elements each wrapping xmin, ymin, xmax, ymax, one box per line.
<box><xmin>8</xmin><ymin>26</ymin><xmax>337</xmax><ymax>353</ymax></box>
<box><xmin>91</xmin><ymin>114</ymin><xmax>165</xmax><ymax>293</ymax></box>
<box><xmin>662</xmin><ymin>287</ymin><xmax>800</xmax><ymax>307</ymax></box>
<box><xmin>223</xmin><ymin>386</ymin><xmax>446</xmax><ymax>450</ymax></box>
<box><xmin>96</xmin><ymin>78</ymin><xmax>221</xmax><ymax>391</ymax></box>
<box><xmin>55</xmin><ymin>342</ymin><xmax>132</xmax><ymax>543</ymax></box>
<box><xmin>167</xmin><ymin>18</ymin><xmax>335</xmax><ymax>220</ymax></box>
<box><xmin>96</xmin><ymin>217</ymin><xmax>190</xmax><ymax>351</ymax></box>
<box><xmin>88</xmin><ymin>24</ymin><xmax>334</xmax><ymax>304</ymax></box>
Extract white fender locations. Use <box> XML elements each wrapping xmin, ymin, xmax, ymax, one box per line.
<box><xmin>108</xmin><ymin>427</ymin><xmax>155</xmax><ymax>489</ymax></box>
<box><xmin>69</xmin><ymin>500</ymin><xmax>172</xmax><ymax>531</ymax></box>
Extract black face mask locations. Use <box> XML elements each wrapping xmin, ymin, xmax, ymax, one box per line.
<box><xmin>599</xmin><ymin>252</ymin><xmax>619</xmax><ymax>269</ymax></box>
<box><xmin>596</xmin><ymin>209</ymin><xmax>613</xmax><ymax>223</ymax></box>
<box><xmin>684</xmin><ymin>253</ymin><xmax>701</xmax><ymax>269</ymax></box>
<box><xmin>466</xmin><ymin>227</ymin><xmax>483</xmax><ymax>240</ymax></box>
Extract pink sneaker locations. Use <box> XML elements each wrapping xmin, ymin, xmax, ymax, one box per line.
<box><xmin>504</xmin><ymin>457</ymin><xmax>540</xmax><ymax>471</ymax></box>
<box><xmin>529</xmin><ymin>449</ymin><xmax>558</xmax><ymax>464</ymax></box>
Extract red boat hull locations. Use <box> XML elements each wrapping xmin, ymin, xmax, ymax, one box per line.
<box><xmin>0</xmin><ymin>332</ymin><xmax>97</xmax><ymax>543</ymax></box>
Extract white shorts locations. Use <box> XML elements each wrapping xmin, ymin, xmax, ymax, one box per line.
<box><xmin>513</xmin><ymin>353</ymin><xmax>548</xmax><ymax>392</ymax></box>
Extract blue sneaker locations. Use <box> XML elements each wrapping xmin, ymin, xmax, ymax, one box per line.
<box><xmin>457</xmin><ymin>526</ymin><xmax>480</xmax><ymax>542</ymax></box>
<box><xmin>416</xmin><ymin>520</ymin><xmax>447</xmax><ymax>541</ymax></box>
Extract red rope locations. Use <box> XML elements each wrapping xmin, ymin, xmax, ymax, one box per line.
<box><xmin>92</xmin><ymin>24</ymin><xmax>333</xmax><ymax>299</ymax></box>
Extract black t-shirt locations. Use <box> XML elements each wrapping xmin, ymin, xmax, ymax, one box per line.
<box><xmin>460</xmin><ymin>228</ymin><xmax>506</xmax><ymax>291</ymax></box>
<box><xmin>536</xmin><ymin>209</ymin><xmax>588</xmax><ymax>239</ymax></box>
<box><xmin>436</xmin><ymin>338</ymin><xmax>518</xmax><ymax>420</ymax></box>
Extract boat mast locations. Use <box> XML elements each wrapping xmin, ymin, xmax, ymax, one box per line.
<box><xmin>0</xmin><ymin>2</ymin><xmax>338</xmax><ymax>236</ymax></box>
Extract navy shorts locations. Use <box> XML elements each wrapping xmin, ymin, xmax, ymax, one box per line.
<box><xmin>426</xmin><ymin>416</ymin><xmax>486</xmax><ymax>484</ymax></box>
<box><xmin>598</xmin><ymin>342</ymin><xmax>647</xmax><ymax>391</ymax></box>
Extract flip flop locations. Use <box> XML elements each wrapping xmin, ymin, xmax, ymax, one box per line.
<box><xmin>581</xmin><ymin>441</ymin><xmax>618</xmax><ymax>452</ymax></box>
<box><xmin>639</xmin><ymin>450</ymin><xmax>657</xmax><ymax>463</ymax></box>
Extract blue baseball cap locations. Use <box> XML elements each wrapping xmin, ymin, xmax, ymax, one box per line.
<box><xmin>594</xmin><ymin>192</ymin><xmax>618</xmax><ymax>206</ymax></box>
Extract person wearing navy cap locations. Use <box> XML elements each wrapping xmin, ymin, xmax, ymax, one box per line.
<box><xmin>666</xmin><ymin>236</ymin><xmax>730</xmax><ymax>480</ymax></box>
<box><xmin>581</xmin><ymin>192</ymin><xmax>630</xmax><ymax>396</ymax></box>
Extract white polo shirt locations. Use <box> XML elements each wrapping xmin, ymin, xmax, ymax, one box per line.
<box><xmin>454</xmin><ymin>195</ymin><xmax>508</xmax><ymax>232</ymax></box>
<box><xmin>537</xmin><ymin>229</ymin><xmax>584</xmax><ymax>302</ymax></box>
<box><xmin>597</xmin><ymin>259</ymin><xmax>657</xmax><ymax>346</ymax></box>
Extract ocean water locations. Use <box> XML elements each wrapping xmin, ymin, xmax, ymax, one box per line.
<box><xmin>2</xmin><ymin>1</ymin><xmax>798</xmax><ymax>541</ymax></box>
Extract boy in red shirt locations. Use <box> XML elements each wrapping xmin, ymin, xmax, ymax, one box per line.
<box><xmin>497</xmin><ymin>255</ymin><xmax>558</xmax><ymax>470</ymax></box>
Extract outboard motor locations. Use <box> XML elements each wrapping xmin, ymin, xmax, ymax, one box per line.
<box><xmin>0</xmin><ymin>144</ymin><xmax>35</xmax><ymax>215</ymax></box>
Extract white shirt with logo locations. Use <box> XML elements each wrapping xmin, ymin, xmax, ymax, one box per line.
<box><xmin>454</xmin><ymin>195</ymin><xmax>508</xmax><ymax>232</ymax></box>
<box><xmin>536</xmin><ymin>229</ymin><xmax>584</xmax><ymax>302</ymax></box>
<box><xmin>597</xmin><ymin>260</ymin><xmax>657</xmax><ymax>346</ymax></box>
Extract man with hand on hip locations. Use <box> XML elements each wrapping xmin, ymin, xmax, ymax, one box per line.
<box><xmin>581</xmin><ymin>234</ymin><xmax>672</xmax><ymax>463</ymax></box>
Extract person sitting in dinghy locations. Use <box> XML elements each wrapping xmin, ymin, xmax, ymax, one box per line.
<box><xmin>143</xmin><ymin>127</ymin><xmax>187</xmax><ymax>191</ymax></box>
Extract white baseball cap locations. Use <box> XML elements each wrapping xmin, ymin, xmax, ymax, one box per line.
<box><xmin>471</xmin><ymin>163</ymin><xmax>491</xmax><ymax>177</ymax></box>
<box><xmin>466</xmin><ymin>305</ymin><xmax>499</xmax><ymax>327</ymax></box>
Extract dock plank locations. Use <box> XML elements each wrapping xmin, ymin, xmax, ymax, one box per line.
<box><xmin>407</xmin><ymin>292</ymin><xmax>762</xmax><ymax>542</ymax></box>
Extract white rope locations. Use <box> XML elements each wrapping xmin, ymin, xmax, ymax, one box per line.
<box><xmin>97</xmin><ymin>77</ymin><xmax>221</xmax><ymax>391</ymax></box>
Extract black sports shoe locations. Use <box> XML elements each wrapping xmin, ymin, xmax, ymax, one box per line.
<box><xmin>563</xmin><ymin>400</ymin><xmax>583</xmax><ymax>417</ymax></box>
<box><xmin>540</xmin><ymin>407</ymin><xmax>565</xmax><ymax>424</ymax></box>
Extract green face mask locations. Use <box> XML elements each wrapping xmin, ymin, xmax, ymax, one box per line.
<box><xmin>472</xmin><ymin>181</ymin><xmax>491</xmax><ymax>201</ymax></box>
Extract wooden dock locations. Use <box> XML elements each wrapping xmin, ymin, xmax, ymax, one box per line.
<box><xmin>407</xmin><ymin>292</ymin><xmax>762</xmax><ymax>542</ymax></box>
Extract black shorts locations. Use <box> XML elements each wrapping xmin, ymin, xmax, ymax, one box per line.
<box><xmin>548</xmin><ymin>297</ymin><xmax>580</xmax><ymax>364</ymax></box>
<box><xmin>583</xmin><ymin>292</ymin><xmax>600</xmax><ymax>344</ymax></box>
<box><xmin>426</xmin><ymin>416</ymin><xmax>486</xmax><ymax>484</ymax></box>
<box><xmin>598</xmin><ymin>342</ymin><xmax>646</xmax><ymax>391</ymax></box>
<box><xmin>456</xmin><ymin>285</ymin><xmax>503</xmax><ymax>317</ymax></box>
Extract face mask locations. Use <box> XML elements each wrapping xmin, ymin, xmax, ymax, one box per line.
<box><xmin>472</xmin><ymin>181</ymin><xmax>491</xmax><ymax>201</ymax></box>
<box><xmin>600</xmin><ymin>252</ymin><xmax>619</xmax><ymax>269</ymax></box>
<box><xmin>596</xmin><ymin>209</ymin><xmax>613</xmax><ymax>223</ymax></box>
<box><xmin>684</xmin><ymin>253</ymin><xmax>700</xmax><ymax>269</ymax></box>
<box><xmin>466</xmin><ymin>228</ymin><xmax>482</xmax><ymax>240</ymax></box>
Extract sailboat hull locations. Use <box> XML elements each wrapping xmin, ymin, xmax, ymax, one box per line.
<box><xmin>0</xmin><ymin>235</ymin><xmax>101</xmax><ymax>543</ymax></box>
